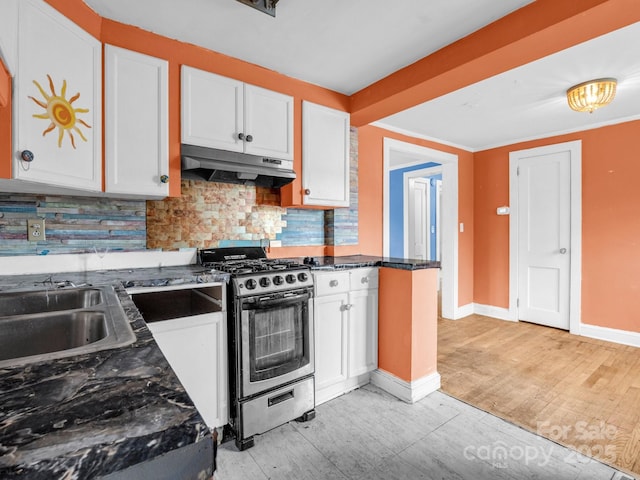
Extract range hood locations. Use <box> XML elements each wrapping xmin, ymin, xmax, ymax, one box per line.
<box><xmin>181</xmin><ymin>144</ymin><xmax>296</xmax><ymax>188</ymax></box>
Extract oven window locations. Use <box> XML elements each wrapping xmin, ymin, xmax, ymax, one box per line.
<box><xmin>248</xmin><ymin>301</ymin><xmax>309</xmax><ymax>382</ymax></box>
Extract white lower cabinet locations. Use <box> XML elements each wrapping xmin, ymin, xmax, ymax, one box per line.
<box><xmin>128</xmin><ymin>285</ymin><xmax>228</xmax><ymax>429</ymax></box>
<box><xmin>313</xmin><ymin>268</ymin><xmax>378</xmax><ymax>405</ymax></box>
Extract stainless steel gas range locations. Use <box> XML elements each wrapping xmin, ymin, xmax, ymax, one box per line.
<box><xmin>199</xmin><ymin>247</ymin><xmax>315</xmax><ymax>450</ymax></box>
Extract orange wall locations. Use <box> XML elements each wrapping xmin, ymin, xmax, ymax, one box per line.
<box><xmin>357</xmin><ymin>125</ymin><xmax>474</xmax><ymax>307</ymax></box>
<box><xmin>378</xmin><ymin>267</ymin><xmax>438</xmax><ymax>382</ymax></box>
<box><xmin>474</xmin><ymin>119</ymin><xmax>640</xmax><ymax>333</ymax></box>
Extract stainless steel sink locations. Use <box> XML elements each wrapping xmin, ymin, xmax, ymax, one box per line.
<box><xmin>0</xmin><ymin>286</ymin><xmax>136</xmax><ymax>368</ymax></box>
<box><xmin>0</xmin><ymin>288</ymin><xmax>103</xmax><ymax>316</ymax></box>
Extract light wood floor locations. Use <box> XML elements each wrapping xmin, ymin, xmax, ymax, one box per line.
<box><xmin>216</xmin><ymin>384</ymin><xmax>626</xmax><ymax>480</ymax></box>
<box><xmin>438</xmin><ymin>314</ymin><xmax>640</xmax><ymax>477</ymax></box>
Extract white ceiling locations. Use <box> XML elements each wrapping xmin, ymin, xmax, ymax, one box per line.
<box><xmin>84</xmin><ymin>0</ymin><xmax>640</xmax><ymax>151</ymax></box>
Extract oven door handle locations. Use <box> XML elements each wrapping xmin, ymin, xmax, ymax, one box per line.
<box><xmin>243</xmin><ymin>292</ymin><xmax>311</xmax><ymax>310</ymax></box>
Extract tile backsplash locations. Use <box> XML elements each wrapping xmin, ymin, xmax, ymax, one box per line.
<box><xmin>146</xmin><ymin>180</ymin><xmax>287</xmax><ymax>249</ymax></box>
<box><xmin>0</xmin><ymin>129</ymin><xmax>359</xmax><ymax>256</ymax></box>
<box><xmin>0</xmin><ymin>194</ymin><xmax>146</xmax><ymax>256</ymax></box>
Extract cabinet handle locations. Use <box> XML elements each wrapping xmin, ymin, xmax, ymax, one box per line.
<box><xmin>21</xmin><ymin>150</ymin><xmax>34</xmax><ymax>162</ymax></box>
<box><xmin>304</xmin><ymin>189</ymin><xmax>311</xmax><ymax>195</ymax></box>
<box><xmin>341</xmin><ymin>304</ymin><xmax>352</xmax><ymax>311</ymax></box>
<box><xmin>238</xmin><ymin>133</ymin><xmax>245</xmax><ymax>140</ymax></box>
<box><xmin>329</xmin><ymin>280</ymin><xmax>339</xmax><ymax>287</ymax></box>
<box><xmin>361</xmin><ymin>277</ymin><xmax>369</xmax><ymax>284</ymax></box>
<box><xmin>245</xmin><ymin>134</ymin><xmax>253</xmax><ymax>143</ymax></box>
<box><xmin>160</xmin><ymin>175</ymin><xmax>169</xmax><ymax>184</ymax></box>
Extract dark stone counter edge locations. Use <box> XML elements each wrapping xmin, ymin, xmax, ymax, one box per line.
<box><xmin>286</xmin><ymin>255</ymin><xmax>440</xmax><ymax>271</ymax></box>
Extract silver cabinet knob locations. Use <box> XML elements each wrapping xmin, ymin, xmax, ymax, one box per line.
<box><xmin>21</xmin><ymin>150</ymin><xmax>34</xmax><ymax>162</ymax></box>
<box><xmin>304</xmin><ymin>189</ymin><xmax>311</xmax><ymax>195</ymax></box>
<box><xmin>245</xmin><ymin>134</ymin><xmax>253</xmax><ymax>142</ymax></box>
<box><xmin>238</xmin><ymin>133</ymin><xmax>245</xmax><ymax>140</ymax></box>
<box><xmin>160</xmin><ymin>175</ymin><xmax>169</xmax><ymax>184</ymax></box>
<box><xmin>560</xmin><ymin>248</ymin><xmax>567</xmax><ymax>254</ymax></box>
<box><xmin>361</xmin><ymin>277</ymin><xmax>369</xmax><ymax>284</ymax></box>
<box><xmin>329</xmin><ymin>280</ymin><xmax>339</xmax><ymax>287</ymax></box>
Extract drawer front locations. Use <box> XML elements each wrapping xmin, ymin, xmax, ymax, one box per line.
<box><xmin>350</xmin><ymin>267</ymin><xmax>379</xmax><ymax>290</ymax></box>
<box><xmin>314</xmin><ymin>271</ymin><xmax>350</xmax><ymax>296</ymax></box>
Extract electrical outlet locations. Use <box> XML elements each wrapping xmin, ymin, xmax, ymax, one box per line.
<box><xmin>27</xmin><ymin>218</ymin><xmax>46</xmax><ymax>242</ymax></box>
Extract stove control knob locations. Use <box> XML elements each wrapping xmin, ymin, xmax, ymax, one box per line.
<box><xmin>245</xmin><ymin>278</ymin><xmax>257</xmax><ymax>290</ymax></box>
<box><xmin>260</xmin><ymin>277</ymin><xmax>271</xmax><ymax>288</ymax></box>
<box><xmin>273</xmin><ymin>275</ymin><xmax>284</xmax><ymax>286</ymax></box>
<box><xmin>286</xmin><ymin>274</ymin><xmax>296</xmax><ymax>284</ymax></box>
<box><xmin>298</xmin><ymin>272</ymin><xmax>309</xmax><ymax>282</ymax></box>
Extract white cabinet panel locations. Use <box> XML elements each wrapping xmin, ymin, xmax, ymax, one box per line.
<box><xmin>148</xmin><ymin>312</ymin><xmax>228</xmax><ymax>429</ymax></box>
<box><xmin>14</xmin><ymin>0</ymin><xmax>101</xmax><ymax>191</ymax></box>
<box><xmin>302</xmin><ymin>101</ymin><xmax>350</xmax><ymax>207</ymax></box>
<box><xmin>348</xmin><ymin>288</ymin><xmax>378</xmax><ymax>377</ymax></box>
<box><xmin>181</xmin><ymin>66</ymin><xmax>293</xmax><ymax>160</ymax></box>
<box><xmin>244</xmin><ymin>84</ymin><xmax>293</xmax><ymax>160</ymax></box>
<box><xmin>181</xmin><ymin>66</ymin><xmax>244</xmax><ymax>152</ymax></box>
<box><xmin>105</xmin><ymin>45</ymin><xmax>169</xmax><ymax>197</ymax></box>
<box><xmin>314</xmin><ymin>293</ymin><xmax>349</xmax><ymax>391</ymax></box>
<box><xmin>313</xmin><ymin>268</ymin><xmax>378</xmax><ymax>405</ymax></box>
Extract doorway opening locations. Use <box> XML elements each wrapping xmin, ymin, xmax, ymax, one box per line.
<box><xmin>383</xmin><ymin>138</ymin><xmax>460</xmax><ymax>319</ymax></box>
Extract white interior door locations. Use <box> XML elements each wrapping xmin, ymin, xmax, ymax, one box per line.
<box><xmin>516</xmin><ymin>151</ymin><xmax>571</xmax><ymax>330</ymax></box>
<box><xmin>408</xmin><ymin>178</ymin><xmax>428</xmax><ymax>260</ymax></box>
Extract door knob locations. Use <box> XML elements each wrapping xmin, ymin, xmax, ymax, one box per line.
<box><xmin>560</xmin><ymin>248</ymin><xmax>567</xmax><ymax>254</ymax></box>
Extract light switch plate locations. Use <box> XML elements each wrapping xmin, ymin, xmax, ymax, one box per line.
<box><xmin>27</xmin><ymin>218</ymin><xmax>46</xmax><ymax>242</ymax></box>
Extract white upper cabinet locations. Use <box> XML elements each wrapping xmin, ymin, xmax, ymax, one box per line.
<box><xmin>14</xmin><ymin>0</ymin><xmax>102</xmax><ymax>191</ymax></box>
<box><xmin>181</xmin><ymin>66</ymin><xmax>293</xmax><ymax>160</ymax></box>
<box><xmin>302</xmin><ymin>101</ymin><xmax>350</xmax><ymax>207</ymax></box>
<box><xmin>104</xmin><ymin>45</ymin><xmax>169</xmax><ymax>198</ymax></box>
<box><xmin>243</xmin><ymin>84</ymin><xmax>294</xmax><ymax>159</ymax></box>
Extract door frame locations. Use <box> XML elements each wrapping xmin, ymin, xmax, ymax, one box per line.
<box><xmin>383</xmin><ymin>138</ymin><xmax>459</xmax><ymax>319</ymax></box>
<box><xmin>508</xmin><ymin>140</ymin><xmax>582</xmax><ymax>334</ymax></box>
<box><xmin>404</xmin><ymin>166</ymin><xmax>443</xmax><ymax>260</ymax></box>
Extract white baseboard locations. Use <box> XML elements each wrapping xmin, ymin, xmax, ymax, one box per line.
<box><xmin>370</xmin><ymin>369</ymin><xmax>441</xmax><ymax>404</ymax></box>
<box><xmin>579</xmin><ymin>323</ymin><xmax>640</xmax><ymax>348</ymax></box>
<box><xmin>473</xmin><ymin>303</ymin><xmax>515</xmax><ymax>321</ymax></box>
<box><xmin>452</xmin><ymin>303</ymin><xmax>474</xmax><ymax>319</ymax></box>
<box><xmin>470</xmin><ymin>304</ymin><xmax>640</xmax><ymax>348</ymax></box>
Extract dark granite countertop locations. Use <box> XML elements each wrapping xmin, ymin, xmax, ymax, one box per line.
<box><xmin>0</xmin><ymin>266</ymin><xmax>228</xmax><ymax>479</ymax></box>
<box><xmin>290</xmin><ymin>254</ymin><xmax>440</xmax><ymax>271</ymax></box>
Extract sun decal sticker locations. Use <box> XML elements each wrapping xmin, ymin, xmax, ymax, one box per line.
<box><xmin>29</xmin><ymin>74</ymin><xmax>91</xmax><ymax>149</ymax></box>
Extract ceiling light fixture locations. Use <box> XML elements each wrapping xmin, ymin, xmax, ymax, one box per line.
<box><xmin>566</xmin><ymin>78</ymin><xmax>617</xmax><ymax>113</ymax></box>
<box><xmin>236</xmin><ymin>0</ymin><xmax>279</xmax><ymax>17</ymax></box>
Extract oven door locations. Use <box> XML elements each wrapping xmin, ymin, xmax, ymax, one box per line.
<box><xmin>238</xmin><ymin>289</ymin><xmax>314</xmax><ymax>398</ymax></box>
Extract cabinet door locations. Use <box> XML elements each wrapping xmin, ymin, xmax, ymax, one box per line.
<box><xmin>244</xmin><ymin>84</ymin><xmax>293</xmax><ymax>160</ymax></box>
<box><xmin>302</xmin><ymin>101</ymin><xmax>350</xmax><ymax>207</ymax></box>
<box><xmin>348</xmin><ymin>288</ymin><xmax>379</xmax><ymax>377</ymax></box>
<box><xmin>14</xmin><ymin>0</ymin><xmax>101</xmax><ymax>191</ymax></box>
<box><xmin>314</xmin><ymin>293</ymin><xmax>349</xmax><ymax>391</ymax></box>
<box><xmin>105</xmin><ymin>45</ymin><xmax>168</xmax><ymax>197</ymax></box>
<box><xmin>148</xmin><ymin>312</ymin><xmax>228</xmax><ymax>428</ymax></box>
<box><xmin>181</xmin><ymin>66</ymin><xmax>244</xmax><ymax>152</ymax></box>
